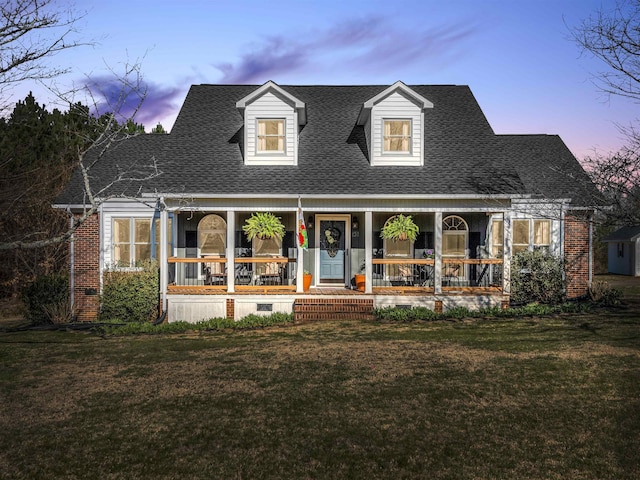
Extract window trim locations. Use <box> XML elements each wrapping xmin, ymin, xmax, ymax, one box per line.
<box><xmin>382</xmin><ymin>118</ymin><xmax>412</xmax><ymax>155</ymax></box>
<box><xmin>510</xmin><ymin>218</ymin><xmax>552</xmax><ymax>254</ymax></box>
<box><xmin>112</xmin><ymin>216</ymin><xmax>173</xmax><ymax>268</ymax></box>
<box><xmin>256</xmin><ymin>118</ymin><xmax>286</xmax><ymax>154</ymax></box>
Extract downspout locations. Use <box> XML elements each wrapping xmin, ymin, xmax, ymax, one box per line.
<box><xmin>68</xmin><ymin>208</ymin><xmax>75</xmax><ymax>318</ymax></box>
<box><xmin>588</xmin><ymin>212</ymin><xmax>593</xmax><ymax>287</ymax></box>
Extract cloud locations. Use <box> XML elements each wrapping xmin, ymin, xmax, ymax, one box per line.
<box><xmin>84</xmin><ymin>75</ymin><xmax>183</xmax><ymax>128</ymax></box>
<box><xmin>214</xmin><ymin>16</ymin><xmax>478</xmax><ymax>84</ymax></box>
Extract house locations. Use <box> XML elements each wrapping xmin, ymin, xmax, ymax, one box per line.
<box><xmin>603</xmin><ymin>226</ymin><xmax>640</xmax><ymax>276</ymax></box>
<box><xmin>54</xmin><ymin>81</ymin><xmax>602</xmax><ymax>322</ymax></box>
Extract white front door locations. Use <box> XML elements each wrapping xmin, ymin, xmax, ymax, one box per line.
<box><xmin>315</xmin><ymin>215</ymin><xmax>351</xmax><ymax>286</ymax></box>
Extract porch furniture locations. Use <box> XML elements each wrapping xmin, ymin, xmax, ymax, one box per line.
<box><xmin>204</xmin><ymin>255</ymin><xmax>227</xmax><ymax>286</ymax></box>
<box><xmin>442</xmin><ymin>262</ymin><xmax>462</xmax><ymax>287</ymax></box>
<box><xmin>234</xmin><ymin>265</ymin><xmax>253</xmax><ymax>285</ymax></box>
<box><xmin>255</xmin><ymin>260</ymin><xmax>283</xmax><ymax>286</ymax></box>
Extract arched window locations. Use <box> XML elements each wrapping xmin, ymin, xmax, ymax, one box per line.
<box><xmin>442</xmin><ymin>215</ymin><xmax>468</xmax><ymax>280</ymax></box>
<box><xmin>198</xmin><ymin>214</ymin><xmax>226</xmax><ymax>256</ymax></box>
<box><xmin>442</xmin><ymin>215</ymin><xmax>468</xmax><ymax>258</ymax></box>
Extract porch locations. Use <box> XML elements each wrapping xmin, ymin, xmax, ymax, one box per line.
<box><xmin>153</xmin><ymin>198</ymin><xmax>517</xmax><ymax>322</ymax></box>
<box><xmin>166</xmin><ymin>257</ymin><xmax>504</xmax><ymax>295</ymax></box>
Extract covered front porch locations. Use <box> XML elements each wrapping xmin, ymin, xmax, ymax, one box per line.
<box><xmin>152</xmin><ymin>196</ymin><xmax>514</xmax><ymax>321</ymax></box>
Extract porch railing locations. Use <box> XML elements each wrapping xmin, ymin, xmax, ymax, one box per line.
<box><xmin>371</xmin><ymin>258</ymin><xmax>435</xmax><ymax>292</ymax></box>
<box><xmin>371</xmin><ymin>258</ymin><xmax>503</xmax><ymax>293</ymax></box>
<box><xmin>167</xmin><ymin>257</ymin><xmax>296</xmax><ymax>294</ymax></box>
<box><xmin>441</xmin><ymin>258</ymin><xmax>503</xmax><ymax>291</ymax></box>
<box><xmin>166</xmin><ymin>256</ymin><xmax>503</xmax><ymax>294</ymax></box>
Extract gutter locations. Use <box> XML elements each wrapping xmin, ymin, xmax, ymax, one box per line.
<box><xmin>140</xmin><ymin>192</ymin><xmax>533</xmax><ymax>201</ymax></box>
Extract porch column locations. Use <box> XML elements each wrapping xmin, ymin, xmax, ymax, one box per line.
<box><xmin>365</xmin><ymin>210</ymin><xmax>373</xmax><ymax>294</ymax></box>
<box><xmin>502</xmin><ymin>211</ymin><xmax>512</xmax><ymax>295</ymax></box>
<box><xmin>226</xmin><ymin>209</ymin><xmax>235</xmax><ymax>293</ymax></box>
<box><xmin>434</xmin><ymin>211</ymin><xmax>442</xmax><ymax>294</ymax></box>
<box><xmin>159</xmin><ymin>206</ymin><xmax>168</xmax><ymax>312</ymax></box>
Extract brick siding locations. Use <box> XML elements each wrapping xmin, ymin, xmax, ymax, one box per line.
<box><xmin>72</xmin><ymin>213</ymin><xmax>100</xmax><ymax>321</ymax></box>
<box><xmin>564</xmin><ymin>212</ymin><xmax>592</xmax><ymax>299</ymax></box>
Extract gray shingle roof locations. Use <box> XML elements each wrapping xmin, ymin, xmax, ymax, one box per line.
<box><xmin>603</xmin><ymin>225</ymin><xmax>640</xmax><ymax>242</ymax></box>
<box><xmin>56</xmin><ymin>83</ymin><xmax>600</xmax><ymax>206</ymax></box>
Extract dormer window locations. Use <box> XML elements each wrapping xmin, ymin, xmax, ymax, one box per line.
<box><xmin>236</xmin><ymin>81</ymin><xmax>306</xmax><ymax>166</ymax></box>
<box><xmin>257</xmin><ymin>119</ymin><xmax>285</xmax><ymax>153</ymax></box>
<box><xmin>383</xmin><ymin>120</ymin><xmax>411</xmax><ymax>153</ymax></box>
<box><xmin>357</xmin><ymin>81</ymin><xmax>433</xmax><ymax>166</ymax></box>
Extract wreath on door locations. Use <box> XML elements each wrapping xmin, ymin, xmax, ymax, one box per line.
<box><xmin>322</xmin><ymin>225</ymin><xmax>341</xmax><ymax>258</ymax></box>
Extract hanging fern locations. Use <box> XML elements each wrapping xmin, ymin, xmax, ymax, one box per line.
<box><xmin>380</xmin><ymin>214</ymin><xmax>419</xmax><ymax>242</ymax></box>
<box><xmin>243</xmin><ymin>212</ymin><xmax>286</xmax><ymax>241</ymax></box>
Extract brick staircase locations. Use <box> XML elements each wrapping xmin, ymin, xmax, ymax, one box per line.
<box><xmin>293</xmin><ymin>297</ymin><xmax>374</xmax><ymax>322</ymax></box>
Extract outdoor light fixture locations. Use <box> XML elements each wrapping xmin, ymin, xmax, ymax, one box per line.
<box><xmin>307</xmin><ymin>216</ymin><xmax>314</xmax><ymax>229</ymax></box>
<box><xmin>352</xmin><ymin>216</ymin><xmax>359</xmax><ymax>230</ymax></box>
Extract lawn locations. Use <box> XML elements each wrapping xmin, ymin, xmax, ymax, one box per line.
<box><xmin>0</xmin><ymin>283</ymin><xmax>639</xmax><ymax>478</ymax></box>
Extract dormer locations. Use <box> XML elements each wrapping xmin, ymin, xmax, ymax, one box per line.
<box><xmin>357</xmin><ymin>81</ymin><xmax>433</xmax><ymax>166</ymax></box>
<box><xmin>236</xmin><ymin>81</ymin><xmax>306</xmax><ymax>166</ymax></box>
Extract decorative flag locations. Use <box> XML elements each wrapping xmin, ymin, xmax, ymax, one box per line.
<box><xmin>297</xmin><ymin>197</ymin><xmax>308</xmax><ymax>250</ymax></box>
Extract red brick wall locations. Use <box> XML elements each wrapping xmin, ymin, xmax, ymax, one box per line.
<box><xmin>72</xmin><ymin>213</ymin><xmax>100</xmax><ymax>321</ymax></box>
<box><xmin>564</xmin><ymin>212</ymin><xmax>592</xmax><ymax>299</ymax></box>
<box><xmin>226</xmin><ymin>299</ymin><xmax>234</xmax><ymax>320</ymax></box>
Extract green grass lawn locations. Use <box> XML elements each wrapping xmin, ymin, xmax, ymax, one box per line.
<box><xmin>1</xmin><ymin>300</ymin><xmax>639</xmax><ymax>478</ymax></box>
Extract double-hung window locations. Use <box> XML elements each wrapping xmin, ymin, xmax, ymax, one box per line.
<box><xmin>533</xmin><ymin>220</ymin><xmax>550</xmax><ymax>251</ymax></box>
<box><xmin>511</xmin><ymin>219</ymin><xmax>551</xmax><ymax>254</ymax></box>
<box><xmin>513</xmin><ymin>220</ymin><xmax>530</xmax><ymax>254</ymax></box>
<box><xmin>491</xmin><ymin>220</ymin><xmax>504</xmax><ymax>258</ymax></box>
<box><xmin>257</xmin><ymin>119</ymin><xmax>285</xmax><ymax>153</ymax></box>
<box><xmin>383</xmin><ymin>119</ymin><xmax>411</xmax><ymax>153</ymax></box>
<box><xmin>113</xmin><ymin>217</ymin><xmax>172</xmax><ymax>267</ymax></box>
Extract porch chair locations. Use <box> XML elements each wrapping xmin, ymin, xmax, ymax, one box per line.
<box><xmin>256</xmin><ymin>261</ymin><xmax>283</xmax><ymax>286</ymax></box>
<box><xmin>203</xmin><ymin>255</ymin><xmax>226</xmax><ymax>285</ymax></box>
<box><xmin>442</xmin><ymin>262</ymin><xmax>462</xmax><ymax>287</ymax></box>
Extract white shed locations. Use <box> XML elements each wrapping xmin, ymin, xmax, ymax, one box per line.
<box><xmin>604</xmin><ymin>226</ymin><xmax>640</xmax><ymax>276</ymax></box>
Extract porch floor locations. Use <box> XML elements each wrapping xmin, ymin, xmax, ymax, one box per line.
<box><xmin>167</xmin><ymin>286</ymin><xmax>502</xmax><ymax>296</ymax></box>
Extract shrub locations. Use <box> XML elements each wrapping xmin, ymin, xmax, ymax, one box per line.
<box><xmin>511</xmin><ymin>249</ymin><xmax>566</xmax><ymax>305</ymax></box>
<box><xmin>22</xmin><ymin>274</ymin><xmax>69</xmax><ymax>325</ymax></box>
<box><xmin>99</xmin><ymin>260</ymin><xmax>159</xmax><ymax>323</ymax></box>
<box><xmin>589</xmin><ymin>280</ymin><xmax>622</xmax><ymax>306</ymax></box>
<box><xmin>98</xmin><ymin>311</ymin><xmax>294</xmax><ymax>335</ymax></box>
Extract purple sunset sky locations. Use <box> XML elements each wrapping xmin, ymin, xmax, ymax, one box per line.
<box><xmin>6</xmin><ymin>0</ymin><xmax>638</xmax><ymax>161</ymax></box>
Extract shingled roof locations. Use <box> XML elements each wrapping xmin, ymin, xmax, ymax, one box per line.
<box><xmin>56</xmin><ymin>83</ymin><xmax>600</xmax><ymax>206</ymax></box>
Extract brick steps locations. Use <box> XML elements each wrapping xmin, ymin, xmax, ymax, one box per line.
<box><xmin>294</xmin><ymin>298</ymin><xmax>374</xmax><ymax>322</ymax></box>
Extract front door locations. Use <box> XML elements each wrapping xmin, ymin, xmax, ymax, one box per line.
<box><xmin>316</xmin><ymin>215</ymin><xmax>350</xmax><ymax>286</ymax></box>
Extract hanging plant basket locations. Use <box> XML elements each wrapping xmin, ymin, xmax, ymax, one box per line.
<box><xmin>243</xmin><ymin>212</ymin><xmax>286</xmax><ymax>241</ymax></box>
<box><xmin>380</xmin><ymin>214</ymin><xmax>419</xmax><ymax>242</ymax></box>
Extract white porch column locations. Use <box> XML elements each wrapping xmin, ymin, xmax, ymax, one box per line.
<box><xmin>502</xmin><ymin>211</ymin><xmax>512</xmax><ymax>295</ymax></box>
<box><xmin>226</xmin><ymin>209</ymin><xmax>235</xmax><ymax>293</ymax></box>
<box><xmin>365</xmin><ymin>210</ymin><xmax>373</xmax><ymax>294</ymax></box>
<box><xmin>434</xmin><ymin>211</ymin><xmax>443</xmax><ymax>294</ymax></box>
<box><xmin>159</xmin><ymin>206</ymin><xmax>168</xmax><ymax>312</ymax></box>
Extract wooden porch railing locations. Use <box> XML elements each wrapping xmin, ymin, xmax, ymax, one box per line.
<box><xmin>371</xmin><ymin>257</ymin><xmax>503</xmax><ymax>293</ymax></box>
<box><xmin>166</xmin><ymin>256</ymin><xmax>503</xmax><ymax>295</ymax></box>
<box><xmin>167</xmin><ymin>257</ymin><xmax>296</xmax><ymax>294</ymax></box>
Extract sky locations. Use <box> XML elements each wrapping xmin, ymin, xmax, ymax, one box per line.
<box><xmin>6</xmin><ymin>0</ymin><xmax>638</xmax><ymax>161</ymax></box>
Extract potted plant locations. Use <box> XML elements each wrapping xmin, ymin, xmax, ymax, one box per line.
<box><xmin>243</xmin><ymin>212</ymin><xmax>286</xmax><ymax>241</ymax></box>
<box><xmin>303</xmin><ymin>270</ymin><xmax>312</xmax><ymax>291</ymax></box>
<box><xmin>380</xmin><ymin>214</ymin><xmax>419</xmax><ymax>242</ymax></box>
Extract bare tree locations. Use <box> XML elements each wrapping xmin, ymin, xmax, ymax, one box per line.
<box><xmin>572</xmin><ymin>0</ymin><xmax>640</xmax><ymax>225</ymax></box>
<box><xmin>584</xmin><ymin>128</ymin><xmax>640</xmax><ymax>226</ymax></box>
<box><xmin>1</xmin><ymin>0</ymin><xmax>86</xmax><ymax>103</ymax></box>
<box><xmin>573</xmin><ymin>0</ymin><xmax>640</xmax><ymax>102</ymax></box>
<box><xmin>0</xmin><ymin>59</ymin><xmax>162</xmax><ymax>253</ymax></box>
